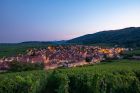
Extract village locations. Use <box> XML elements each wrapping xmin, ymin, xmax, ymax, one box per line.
<box><xmin>0</xmin><ymin>45</ymin><xmax>125</xmax><ymax>70</ymax></box>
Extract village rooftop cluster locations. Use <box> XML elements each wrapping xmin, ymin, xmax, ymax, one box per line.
<box><xmin>0</xmin><ymin>45</ymin><xmax>125</xmax><ymax>70</ymax></box>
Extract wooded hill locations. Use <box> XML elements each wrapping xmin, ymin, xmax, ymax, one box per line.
<box><xmin>67</xmin><ymin>27</ymin><xmax>140</xmax><ymax>47</ymax></box>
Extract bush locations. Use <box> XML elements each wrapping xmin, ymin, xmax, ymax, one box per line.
<box><xmin>8</xmin><ymin>61</ymin><xmax>44</xmax><ymax>72</ymax></box>
<box><xmin>85</xmin><ymin>57</ymin><xmax>93</xmax><ymax>62</ymax></box>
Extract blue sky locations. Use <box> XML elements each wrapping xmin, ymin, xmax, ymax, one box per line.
<box><xmin>0</xmin><ymin>0</ymin><xmax>140</xmax><ymax>43</ymax></box>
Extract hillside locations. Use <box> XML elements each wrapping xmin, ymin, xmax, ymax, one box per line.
<box><xmin>67</xmin><ymin>27</ymin><xmax>140</xmax><ymax>47</ymax></box>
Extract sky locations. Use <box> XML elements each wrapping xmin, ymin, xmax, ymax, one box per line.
<box><xmin>0</xmin><ymin>0</ymin><xmax>140</xmax><ymax>43</ymax></box>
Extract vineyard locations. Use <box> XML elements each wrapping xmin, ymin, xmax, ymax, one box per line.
<box><xmin>123</xmin><ymin>49</ymin><xmax>140</xmax><ymax>57</ymax></box>
<box><xmin>0</xmin><ymin>60</ymin><xmax>140</xmax><ymax>93</ymax></box>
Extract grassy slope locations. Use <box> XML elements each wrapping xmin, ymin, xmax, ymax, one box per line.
<box><xmin>58</xmin><ymin>60</ymin><xmax>140</xmax><ymax>74</ymax></box>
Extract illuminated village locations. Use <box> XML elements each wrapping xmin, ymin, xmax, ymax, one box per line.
<box><xmin>0</xmin><ymin>45</ymin><xmax>125</xmax><ymax>70</ymax></box>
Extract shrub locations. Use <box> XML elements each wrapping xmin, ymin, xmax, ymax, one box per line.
<box><xmin>85</xmin><ymin>57</ymin><xmax>93</xmax><ymax>62</ymax></box>
<box><xmin>8</xmin><ymin>61</ymin><xmax>44</xmax><ymax>72</ymax></box>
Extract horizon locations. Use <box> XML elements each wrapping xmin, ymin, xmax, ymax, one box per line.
<box><xmin>1</xmin><ymin>0</ymin><xmax>140</xmax><ymax>43</ymax></box>
<box><xmin>0</xmin><ymin>26</ymin><xmax>139</xmax><ymax>44</ymax></box>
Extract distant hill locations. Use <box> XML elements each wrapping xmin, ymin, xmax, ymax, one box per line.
<box><xmin>20</xmin><ymin>41</ymin><xmax>53</xmax><ymax>45</ymax></box>
<box><xmin>67</xmin><ymin>27</ymin><xmax>140</xmax><ymax>47</ymax></box>
<box><xmin>21</xmin><ymin>40</ymin><xmax>67</xmax><ymax>45</ymax></box>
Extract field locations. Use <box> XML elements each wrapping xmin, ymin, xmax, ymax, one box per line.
<box><xmin>0</xmin><ymin>44</ymin><xmax>49</xmax><ymax>58</ymax></box>
<box><xmin>1</xmin><ymin>59</ymin><xmax>140</xmax><ymax>93</ymax></box>
<box><xmin>58</xmin><ymin>59</ymin><xmax>140</xmax><ymax>74</ymax></box>
<box><xmin>124</xmin><ymin>49</ymin><xmax>140</xmax><ymax>56</ymax></box>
